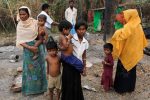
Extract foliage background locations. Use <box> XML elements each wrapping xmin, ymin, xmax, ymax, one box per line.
<box><xmin>0</xmin><ymin>0</ymin><xmax>150</xmax><ymax>34</ymax></box>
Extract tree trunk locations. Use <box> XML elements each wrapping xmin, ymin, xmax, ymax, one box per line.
<box><xmin>48</xmin><ymin>0</ymin><xmax>54</xmax><ymax>3</ymax></box>
<box><xmin>103</xmin><ymin>0</ymin><xmax>118</xmax><ymax>42</ymax></box>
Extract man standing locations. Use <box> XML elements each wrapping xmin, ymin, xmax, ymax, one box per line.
<box><xmin>65</xmin><ymin>0</ymin><xmax>77</xmax><ymax>34</ymax></box>
<box><xmin>38</xmin><ymin>3</ymin><xmax>59</xmax><ymax>35</ymax></box>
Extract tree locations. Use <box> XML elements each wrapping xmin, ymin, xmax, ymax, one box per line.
<box><xmin>103</xmin><ymin>0</ymin><xmax>118</xmax><ymax>42</ymax></box>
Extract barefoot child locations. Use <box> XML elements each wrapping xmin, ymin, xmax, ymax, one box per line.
<box><xmin>33</xmin><ymin>14</ymin><xmax>48</xmax><ymax>60</ymax></box>
<box><xmin>101</xmin><ymin>43</ymin><xmax>114</xmax><ymax>91</ymax></box>
<box><xmin>72</xmin><ymin>20</ymin><xmax>89</xmax><ymax>76</ymax></box>
<box><xmin>45</xmin><ymin>37</ymin><xmax>61</xmax><ymax>100</ymax></box>
<box><xmin>58</xmin><ymin>20</ymin><xmax>84</xmax><ymax>73</ymax></box>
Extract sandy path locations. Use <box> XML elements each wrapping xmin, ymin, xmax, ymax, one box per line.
<box><xmin>0</xmin><ymin>34</ymin><xmax>149</xmax><ymax>100</ymax></box>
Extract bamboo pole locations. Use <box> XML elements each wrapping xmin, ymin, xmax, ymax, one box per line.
<box><xmin>0</xmin><ymin>18</ymin><xmax>9</xmax><ymax>33</ymax></box>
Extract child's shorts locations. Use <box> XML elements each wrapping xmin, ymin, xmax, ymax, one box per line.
<box><xmin>48</xmin><ymin>74</ymin><xmax>61</xmax><ymax>90</ymax></box>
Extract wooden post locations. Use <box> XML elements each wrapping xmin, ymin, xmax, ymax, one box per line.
<box><xmin>103</xmin><ymin>0</ymin><xmax>118</xmax><ymax>42</ymax></box>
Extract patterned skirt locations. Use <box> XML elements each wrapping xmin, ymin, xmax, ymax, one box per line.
<box><xmin>22</xmin><ymin>41</ymin><xmax>47</xmax><ymax>95</ymax></box>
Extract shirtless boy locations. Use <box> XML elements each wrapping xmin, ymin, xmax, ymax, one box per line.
<box><xmin>45</xmin><ymin>38</ymin><xmax>61</xmax><ymax>100</ymax></box>
<box><xmin>58</xmin><ymin>20</ymin><xmax>84</xmax><ymax>73</ymax></box>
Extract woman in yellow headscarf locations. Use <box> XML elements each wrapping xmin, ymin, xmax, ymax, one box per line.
<box><xmin>16</xmin><ymin>6</ymin><xmax>47</xmax><ymax>95</ymax></box>
<box><xmin>111</xmin><ymin>9</ymin><xmax>147</xmax><ymax>93</ymax></box>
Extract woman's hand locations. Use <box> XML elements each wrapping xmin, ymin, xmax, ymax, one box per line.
<box><xmin>29</xmin><ymin>46</ymin><xmax>38</xmax><ymax>53</ymax></box>
<box><xmin>21</xmin><ymin>43</ymin><xmax>38</xmax><ymax>53</ymax></box>
<box><xmin>43</xmin><ymin>39</ymin><xmax>47</xmax><ymax>44</ymax></box>
<box><xmin>82</xmin><ymin>67</ymin><xmax>87</xmax><ymax>76</ymax></box>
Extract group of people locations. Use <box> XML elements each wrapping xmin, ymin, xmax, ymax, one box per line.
<box><xmin>16</xmin><ymin>1</ymin><xmax>87</xmax><ymax>100</ymax></box>
<box><xmin>101</xmin><ymin>9</ymin><xmax>147</xmax><ymax>93</ymax></box>
<box><xmin>16</xmin><ymin>0</ymin><xmax>147</xmax><ymax>100</ymax></box>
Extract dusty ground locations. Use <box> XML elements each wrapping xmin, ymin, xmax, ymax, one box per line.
<box><xmin>0</xmin><ymin>33</ymin><xmax>150</xmax><ymax>100</ymax></box>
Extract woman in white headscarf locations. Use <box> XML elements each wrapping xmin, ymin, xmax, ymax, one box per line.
<box><xmin>16</xmin><ymin>6</ymin><xmax>47</xmax><ymax>95</ymax></box>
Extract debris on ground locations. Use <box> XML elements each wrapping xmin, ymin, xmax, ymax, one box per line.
<box><xmin>82</xmin><ymin>85</ymin><xmax>97</xmax><ymax>92</ymax></box>
<box><xmin>10</xmin><ymin>67</ymin><xmax>22</xmax><ymax>93</ymax></box>
<box><xmin>9</xmin><ymin>55</ymin><xmax>19</xmax><ymax>63</ymax></box>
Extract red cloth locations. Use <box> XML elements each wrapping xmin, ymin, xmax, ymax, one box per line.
<box><xmin>101</xmin><ymin>54</ymin><xmax>114</xmax><ymax>91</ymax></box>
<box><xmin>88</xmin><ymin>10</ymin><xmax>93</xmax><ymax>23</ymax></box>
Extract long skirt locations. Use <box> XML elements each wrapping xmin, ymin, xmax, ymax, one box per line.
<box><xmin>114</xmin><ymin>59</ymin><xmax>136</xmax><ymax>93</ymax></box>
<box><xmin>22</xmin><ymin>41</ymin><xmax>47</xmax><ymax>95</ymax></box>
<box><xmin>61</xmin><ymin>61</ymin><xmax>84</xmax><ymax>100</ymax></box>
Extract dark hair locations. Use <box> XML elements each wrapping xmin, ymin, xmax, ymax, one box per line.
<box><xmin>46</xmin><ymin>36</ymin><xmax>58</xmax><ymax>50</ymax></box>
<box><xmin>42</xmin><ymin>3</ymin><xmax>49</xmax><ymax>10</ymax></box>
<box><xmin>58</xmin><ymin>20</ymin><xmax>72</xmax><ymax>32</ymax></box>
<box><xmin>69</xmin><ymin>0</ymin><xmax>74</xmax><ymax>3</ymax></box>
<box><xmin>103</xmin><ymin>43</ymin><xmax>113</xmax><ymax>52</ymax></box>
<box><xmin>75</xmin><ymin>20</ymin><xmax>88</xmax><ymax>31</ymax></box>
<box><xmin>38</xmin><ymin>14</ymin><xmax>47</xmax><ymax>22</ymax></box>
<box><xmin>19</xmin><ymin>8</ymin><xmax>29</xmax><ymax>16</ymax></box>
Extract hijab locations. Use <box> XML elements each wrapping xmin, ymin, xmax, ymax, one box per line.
<box><xmin>111</xmin><ymin>9</ymin><xmax>147</xmax><ymax>71</ymax></box>
<box><xmin>16</xmin><ymin>6</ymin><xmax>38</xmax><ymax>49</ymax></box>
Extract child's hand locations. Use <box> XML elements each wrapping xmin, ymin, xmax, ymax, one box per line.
<box><xmin>102</xmin><ymin>61</ymin><xmax>105</xmax><ymax>65</ymax></box>
<box><xmin>68</xmin><ymin>34</ymin><xmax>73</xmax><ymax>39</ymax></box>
<box><xmin>30</xmin><ymin>46</ymin><xmax>38</xmax><ymax>53</ymax></box>
<box><xmin>46</xmin><ymin>75</ymin><xmax>49</xmax><ymax>80</ymax></box>
<box><xmin>102</xmin><ymin>61</ymin><xmax>108</xmax><ymax>65</ymax></box>
<box><xmin>39</xmin><ymin>29</ymin><xmax>45</xmax><ymax>36</ymax></box>
<box><xmin>66</xmin><ymin>36</ymin><xmax>70</xmax><ymax>41</ymax></box>
<box><xmin>66</xmin><ymin>34</ymin><xmax>72</xmax><ymax>40</ymax></box>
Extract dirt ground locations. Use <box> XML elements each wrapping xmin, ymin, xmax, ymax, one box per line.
<box><xmin>0</xmin><ymin>33</ymin><xmax>150</xmax><ymax>100</ymax></box>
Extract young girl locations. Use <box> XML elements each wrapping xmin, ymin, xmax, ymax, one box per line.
<box><xmin>61</xmin><ymin>20</ymin><xmax>89</xmax><ymax>100</ymax></box>
<box><xmin>101</xmin><ymin>43</ymin><xmax>114</xmax><ymax>92</ymax></box>
<box><xmin>33</xmin><ymin>14</ymin><xmax>48</xmax><ymax>60</ymax></box>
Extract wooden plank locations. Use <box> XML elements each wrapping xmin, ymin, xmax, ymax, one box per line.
<box><xmin>91</xmin><ymin>7</ymin><xmax>105</xmax><ymax>10</ymax></box>
<box><xmin>91</xmin><ymin>4</ymin><xmax>125</xmax><ymax>11</ymax></box>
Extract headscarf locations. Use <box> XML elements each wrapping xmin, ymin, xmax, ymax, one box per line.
<box><xmin>111</xmin><ymin>9</ymin><xmax>147</xmax><ymax>71</ymax></box>
<box><xmin>114</xmin><ymin>7</ymin><xmax>124</xmax><ymax>30</ymax></box>
<box><xmin>16</xmin><ymin>6</ymin><xmax>38</xmax><ymax>49</ymax></box>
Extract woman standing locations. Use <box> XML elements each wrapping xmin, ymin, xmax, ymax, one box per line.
<box><xmin>111</xmin><ymin>9</ymin><xmax>147</xmax><ymax>93</ymax></box>
<box><xmin>16</xmin><ymin>6</ymin><xmax>47</xmax><ymax>95</ymax></box>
